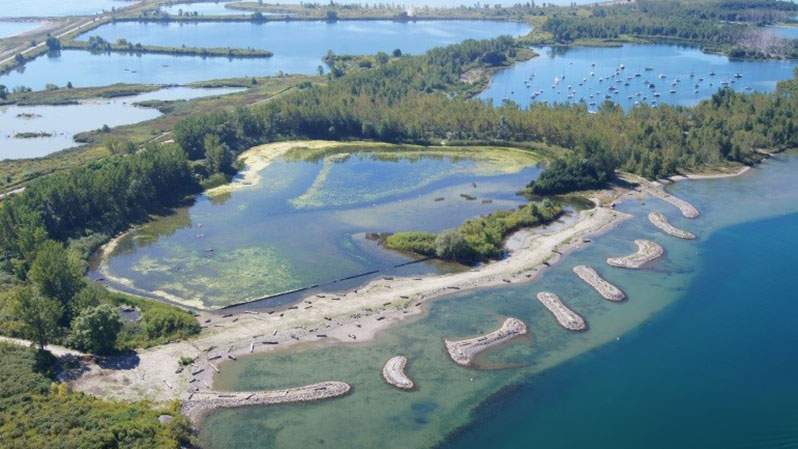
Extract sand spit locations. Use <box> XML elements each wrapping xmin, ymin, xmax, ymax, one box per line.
<box><xmin>572</xmin><ymin>265</ymin><xmax>625</xmax><ymax>302</ymax></box>
<box><xmin>648</xmin><ymin>212</ymin><xmax>696</xmax><ymax>239</ymax></box>
<box><xmin>74</xmin><ymin>204</ymin><xmax>627</xmax><ymax>404</ymax></box>
<box><xmin>382</xmin><ymin>356</ymin><xmax>414</xmax><ymax>390</ymax></box>
<box><xmin>607</xmin><ymin>239</ymin><xmax>664</xmax><ymax>269</ymax></box>
<box><xmin>535</xmin><ymin>292</ymin><xmax>586</xmax><ymax>331</ymax></box>
<box><xmin>180</xmin><ymin>381</ymin><xmax>351</xmax><ymax>424</ymax></box>
<box><xmin>444</xmin><ymin>318</ymin><xmax>527</xmax><ymax>366</ymax></box>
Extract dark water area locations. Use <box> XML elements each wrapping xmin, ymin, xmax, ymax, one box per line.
<box><xmin>440</xmin><ymin>211</ymin><xmax>798</xmax><ymax>449</ymax></box>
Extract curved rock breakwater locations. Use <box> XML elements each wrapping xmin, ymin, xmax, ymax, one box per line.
<box><xmin>382</xmin><ymin>356</ymin><xmax>414</xmax><ymax>390</ymax></box>
<box><xmin>444</xmin><ymin>318</ymin><xmax>527</xmax><ymax>366</ymax></box>
<box><xmin>607</xmin><ymin>239</ymin><xmax>664</xmax><ymax>269</ymax></box>
<box><xmin>660</xmin><ymin>193</ymin><xmax>700</xmax><ymax>218</ymax></box>
<box><xmin>648</xmin><ymin>212</ymin><xmax>696</xmax><ymax>239</ymax></box>
<box><xmin>535</xmin><ymin>292</ymin><xmax>586</xmax><ymax>331</ymax></box>
<box><xmin>572</xmin><ymin>265</ymin><xmax>625</xmax><ymax>302</ymax></box>
<box><xmin>181</xmin><ymin>381</ymin><xmax>351</xmax><ymax>424</ymax></box>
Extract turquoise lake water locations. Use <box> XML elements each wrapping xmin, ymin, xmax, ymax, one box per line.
<box><xmin>200</xmin><ymin>152</ymin><xmax>798</xmax><ymax>448</ymax></box>
<box><xmin>441</xmin><ymin>209</ymin><xmax>798</xmax><ymax>449</ymax></box>
<box><xmin>479</xmin><ymin>45</ymin><xmax>798</xmax><ymax>111</ymax></box>
<box><xmin>0</xmin><ymin>20</ymin><xmax>529</xmax><ymax>90</ymax></box>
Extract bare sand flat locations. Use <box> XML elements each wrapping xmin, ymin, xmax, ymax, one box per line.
<box><xmin>181</xmin><ymin>381</ymin><xmax>351</xmax><ymax>424</ymax></box>
<box><xmin>648</xmin><ymin>212</ymin><xmax>696</xmax><ymax>239</ymax></box>
<box><xmin>536</xmin><ymin>292</ymin><xmax>586</xmax><ymax>331</ymax></box>
<box><xmin>444</xmin><ymin>318</ymin><xmax>527</xmax><ymax>366</ymax></box>
<box><xmin>382</xmin><ymin>356</ymin><xmax>414</xmax><ymax>390</ymax></box>
<box><xmin>572</xmin><ymin>265</ymin><xmax>625</xmax><ymax>302</ymax></box>
<box><xmin>607</xmin><ymin>239</ymin><xmax>664</xmax><ymax>269</ymax></box>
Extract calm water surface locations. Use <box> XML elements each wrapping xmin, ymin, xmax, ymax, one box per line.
<box><xmin>0</xmin><ymin>0</ymin><xmax>135</xmax><ymax>17</ymax></box>
<box><xmin>480</xmin><ymin>45</ymin><xmax>798</xmax><ymax>111</ymax></box>
<box><xmin>200</xmin><ymin>152</ymin><xmax>798</xmax><ymax>449</ymax></box>
<box><xmin>767</xmin><ymin>24</ymin><xmax>798</xmax><ymax>39</ymax></box>
<box><xmin>0</xmin><ymin>20</ymin><xmax>42</xmax><ymax>38</ymax></box>
<box><xmin>78</xmin><ymin>20</ymin><xmax>531</xmax><ymax>54</ymax></box>
<box><xmin>0</xmin><ymin>87</ymin><xmax>242</xmax><ymax>159</ymax></box>
<box><xmin>93</xmin><ymin>147</ymin><xmax>543</xmax><ymax>309</ymax></box>
<box><xmin>159</xmin><ymin>1</ymin><xmax>250</xmax><ymax>16</ymax></box>
<box><xmin>1</xmin><ymin>20</ymin><xmax>529</xmax><ymax>89</ymax></box>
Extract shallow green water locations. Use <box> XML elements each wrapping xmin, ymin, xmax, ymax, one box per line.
<box><xmin>93</xmin><ymin>147</ymin><xmax>542</xmax><ymax>309</ymax></box>
<box><xmin>200</xmin><ymin>152</ymin><xmax>798</xmax><ymax>448</ymax></box>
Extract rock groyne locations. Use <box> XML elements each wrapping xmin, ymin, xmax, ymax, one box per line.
<box><xmin>444</xmin><ymin>318</ymin><xmax>527</xmax><ymax>366</ymax></box>
<box><xmin>660</xmin><ymin>193</ymin><xmax>700</xmax><ymax>219</ymax></box>
<box><xmin>648</xmin><ymin>212</ymin><xmax>696</xmax><ymax>239</ymax></box>
<box><xmin>535</xmin><ymin>292</ymin><xmax>586</xmax><ymax>331</ymax></box>
<box><xmin>607</xmin><ymin>239</ymin><xmax>664</xmax><ymax>269</ymax></box>
<box><xmin>181</xmin><ymin>381</ymin><xmax>351</xmax><ymax>424</ymax></box>
<box><xmin>572</xmin><ymin>265</ymin><xmax>625</xmax><ymax>302</ymax></box>
<box><xmin>382</xmin><ymin>356</ymin><xmax>414</xmax><ymax>390</ymax></box>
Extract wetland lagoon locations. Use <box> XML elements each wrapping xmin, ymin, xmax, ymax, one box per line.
<box><xmin>200</xmin><ymin>152</ymin><xmax>798</xmax><ymax>449</ymax></box>
<box><xmin>93</xmin><ymin>144</ymin><xmax>545</xmax><ymax>309</ymax></box>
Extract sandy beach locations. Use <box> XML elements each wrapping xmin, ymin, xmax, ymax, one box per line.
<box><xmin>535</xmin><ymin>292</ymin><xmax>586</xmax><ymax>331</ymax></box>
<box><xmin>648</xmin><ymin>212</ymin><xmax>696</xmax><ymax>239</ymax></box>
<box><xmin>572</xmin><ymin>265</ymin><xmax>625</xmax><ymax>302</ymax></box>
<box><xmin>606</xmin><ymin>239</ymin><xmax>664</xmax><ymax>269</ymax></box>
<box><xmin>444</xmin><ymin>318</ymin><xmax>527</xmax><ymax>366</ymax></box>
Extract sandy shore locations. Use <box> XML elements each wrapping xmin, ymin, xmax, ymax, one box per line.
<box><xmin>180</xmin><ymin>381</ymin><xmax>351</xmax><ymax>424</ymax></box>
<box><xmin>607</xmin><ymin>239</ymin><xmax>664</xmax><ymax>269</ymax></box>
<box><xmin>572</xmin><ymin>265</ymin><xmax>625</xmax><ymax>302</ymax></box>
<box><xmin>648</xmin><ymin>212</ymin><xmax>696</xmax><ymax>239</ymax></box>
<box><xmin>382</xmin><ymin>356</ymin><xmax>414</xmax><ymax>389</ymax></box>
<box><xmin>535</xmin><ymin>292</ymin><xmax>586</xmax><ymax>331</ymax></box>
<box><xmin>444</xmin><ymin>318</ymin><xmax>527</xmax><ymax>366</ymax></box>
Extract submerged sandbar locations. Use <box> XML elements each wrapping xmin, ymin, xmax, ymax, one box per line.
<box><xmin>444</xmin><ymin>318</ymin><xmax>527</xmax><ymax>366</ymax></box>
<box><xmin>536</xmin><ymin>292</ymin><xmax>586</xmax><ymax>331</ymax></box>
<box><xmin>572</xmin><ymin>265</ymin><xmax>625</xmax><ymax>302</ymax></box>
<box><xmin>648</xmin><ymin>212</ymin><xmax>696</xmax><ymax>239</ymax></box>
